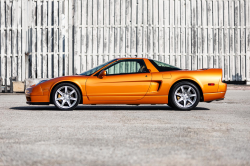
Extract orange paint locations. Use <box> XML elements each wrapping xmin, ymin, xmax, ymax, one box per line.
<box><xmin>25</xmin><ymin>58</ymin><xmax>227</xmax><ymax>105</ymax></box>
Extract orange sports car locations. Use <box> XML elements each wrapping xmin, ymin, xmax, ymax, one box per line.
<box><xmin>25</xmin><ymin>58</ymin><xmax>227</xmax><ymax>110</ymax></box>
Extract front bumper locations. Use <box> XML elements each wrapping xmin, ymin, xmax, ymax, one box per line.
<box><xmin>25</xmin><ymin>85</ymin><xmax>50</xmax><ymax>105</ymax></box>
<box><xmin>26</xmin><ymin>101</ymin><xmax>50</xmax><ymax>105</ymax></box>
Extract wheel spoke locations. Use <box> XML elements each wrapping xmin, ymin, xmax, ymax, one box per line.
<box><xmin>175</xmin><ymin>92</ymin><xmax>182</xmax><ymax>96</ymax></box>
<box><xmin>58</xmin><ymin>90</ymin><xmax>64</xmax><ymax>96</ymax></box>
<box><xmin>70</xmin><ymin>98</ymin><xmax>77</xmax><ymax>101</ymax></box>
<box><xmin>67</xmin><ymin>101</ymin><xmax>72</xmax><ymax>107</ymax></box>
<box><xmin>56</xmin><ymin>97</ymin><xmax>64</xmax><ymax>101</ymax></box>
<box><xmin>181</xmin><ymin>86</ymin><xmax>185</xmax><ymax>93</ymax></box>
<box><xmin>183</xmin><ymin>99</ymin><xmax>187</xmax><ymax>107</ymax></box>
<box><xmin>190</xmin><ymin>94</ymin><xmax>196</xmax><ymax>97</ymax></box>
<box><xmin>61</xmin><ymin>100</ymin><xmax>66</xmax><ymax>106</ymax></box>
<box><xmin>69</xmin><ymin>90</ymin><xmax>76</xmax><ymax>95</ymax></box>
<box><xmin>188</xmin><ymin>99</ymin><xmax>193</xmax><ymax>104</ymax></box>
<box><xmin>177</xmin><ymin>97</ymin><xmax>183</xmax><ymax>103</ymax></box>
<box><xmin>187</xmin><ymin>87</ymin><xmax>191</xmax><ymax>92</ymax></box>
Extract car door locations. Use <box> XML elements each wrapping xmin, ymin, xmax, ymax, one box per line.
<box><xmin>86</xmin><ymin>59</ymin><xmax>151</xmax><ymax>101</ymax></box>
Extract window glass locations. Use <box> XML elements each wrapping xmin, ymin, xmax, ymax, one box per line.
<box><xmin>105</xmin><ymin>59</ymin><xmax>148</xmax><ymax>75</ymax></box>
<box><xmin>80</xmin><ymin>59</ymin><xmax>116</xmax><ymax>76</ymax></box>
<box><xmin>149</xmin><ymin>59</ymin><xmax>181</xmax><ymax>71</ymax></box>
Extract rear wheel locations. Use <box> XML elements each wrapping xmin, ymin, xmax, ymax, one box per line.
<box><xmin>169</xmin><ymin>81</ymin><xmax>200</xmax><ymax>110</ymax></box>
<box><xmin>52</xmin><ymin>83</ymin><xmax>80</xmax><ymax>110</ymax></box>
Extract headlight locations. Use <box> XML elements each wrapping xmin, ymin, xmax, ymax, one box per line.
<box><xmin>36</xmin><ymin>80</ymin><xmax>48</xmax><ymax>85</ymax></box>
<box><xmin>25</xmin><ymin>88</ymin><xmax>32</xmax><ymax>94</ymax></box>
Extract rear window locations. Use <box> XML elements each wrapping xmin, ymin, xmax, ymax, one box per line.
<box><xmin>149</xmin><ymin>59</ymin><xmax>181</xmax><ymax>72</ymax></box>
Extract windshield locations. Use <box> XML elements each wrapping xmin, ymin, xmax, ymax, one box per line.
<box><xmin>79</xmin><ymin>59</ymin><xmax>116</xmax><ymax>76</ymax></box>
<box><xmin>149</xmin><ymin>59</ymin><xmax>181</xmax><ymax>71</ymax></box>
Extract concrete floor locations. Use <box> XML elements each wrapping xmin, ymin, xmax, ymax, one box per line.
<box><xmin>0</xmin><ymin>90</ymin><xmax>250</xmax><ymax>166</ymax></box>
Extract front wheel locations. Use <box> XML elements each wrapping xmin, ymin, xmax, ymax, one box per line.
<box><xmin>52</xmin><ymin>83</ymin><xmax>81</xmax><ymax>110</ymax></box>
<box><xmin>169</xmin><ymin>81</ymin><xmax>200</xmax><ymax>110</ymax></box>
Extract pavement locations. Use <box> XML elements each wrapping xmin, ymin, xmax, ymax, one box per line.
<box><xmin>227</xmin><ymin>84</ymin><xmax>250</xmax><ymax>90</ymax></box>
<box><xmin>0</xmin><ymin>89</ymin><xmax>250</xmax><ymax>166</ymax></box>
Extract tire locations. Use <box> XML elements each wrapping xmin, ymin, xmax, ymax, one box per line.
<box><xmin>167</xmin><ymin>101</ymin><xmax>174</xmax><ymax>108</ymax></box>
<box><xmin>169</xmin><ymin>81</ymin><xmax>200</xmax><ymax>110</ymax></box>
<box><xmin>52</xmin><ymin>83</ymin><xmax>81</xmax><ymax>110</ymax></box>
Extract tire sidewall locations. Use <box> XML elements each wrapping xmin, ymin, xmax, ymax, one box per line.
<box><xmin>52</xmin><ymin>83</ymin><xmax>81</xmax><ymax>110</ymax></box>
<box><xmin>170</xmin><ymin>81</ymin><xmax>200</xmax><ymax>110</ymax></box>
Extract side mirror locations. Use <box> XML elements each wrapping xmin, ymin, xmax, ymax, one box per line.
<box><xmin>98</xmin><ymin>70</ymin><xmax>107</xmax><ymax>79</ymax></box>
<box><xmin>142</xmin><ymin>68</ymin><xmax>151</xmax><ymax>73</ymax></box>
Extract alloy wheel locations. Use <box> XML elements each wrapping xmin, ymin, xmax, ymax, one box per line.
<box><xmin>174</xmin><ymin>85</ymin><xmax>197</xmax><ymax>108</ymax></box>
<box><xmin>54</xmin><ymin>86</ymin><xmax>78</xmax><ymax>109</ymax></box>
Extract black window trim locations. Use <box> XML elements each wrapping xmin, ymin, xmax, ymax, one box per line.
<box><xmin>106</xmin><ymin>72</ymin><xmax>149</xmax><ymax>76</ymax></box>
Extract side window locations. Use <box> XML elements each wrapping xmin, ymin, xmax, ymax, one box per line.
<box><xmin>105</xmin><ymin>60</ymin><xmax>148</xmax><ymax>75</ymax></box>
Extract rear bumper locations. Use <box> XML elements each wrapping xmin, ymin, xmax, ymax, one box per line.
<box><xmin>203</xmin><ymin>92</ymin><xmax>226</xmax><ymax>102</ymax></box>
<box><xmin>218</xmin><ymin>82</ymin><xmax>227</xmax><ymax>92</ymax></box>
<box><xmin>203</xmin><ymin>81</ymin><xmax>227</xmax><ymax>102</ymax></box>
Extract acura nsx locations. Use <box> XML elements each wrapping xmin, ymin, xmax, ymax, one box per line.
<box><xmin>25</xmin><ymin>58</ymin><xmax>227</xmax><ymax>110</ymax></box>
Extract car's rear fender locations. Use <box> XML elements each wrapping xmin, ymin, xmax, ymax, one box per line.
<box><xmin>168</xmin><ymin>78</ymin><xmax>204</xmax><ymax>102</ymax></box>
<box><xmin>198</xmin><ymin>68</ymin><xmax>223</xmax><ymax>93</ymax></box>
